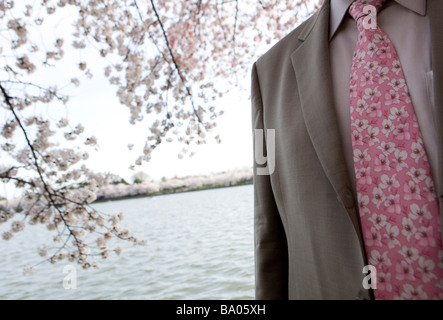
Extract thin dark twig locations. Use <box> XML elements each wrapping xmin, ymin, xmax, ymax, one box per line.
<box><xmin>0</xmin><ymin>176</ymin><xmax>36</xmax><ymax>187</ymax></box>
<box><xmin>258</xmin><ymin>0</ymin><xmax>268</xmax><ymax>9</ymax></box>
<box><xmin>0</xmin><ymin>80</ymin><xmax>67</xmax><ymax>102</ymax></box>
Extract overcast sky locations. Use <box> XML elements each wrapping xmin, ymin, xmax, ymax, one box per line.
<box><xmin>69</xmin><ymin>73</ymin><xmax>254</xmax><ymax>182</ymax></box>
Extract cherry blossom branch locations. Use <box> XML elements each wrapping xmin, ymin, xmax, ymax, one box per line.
<box><xmin>149</xmin><ymin>0</ymin><xmax>202</xmax><ymax>124</ymax></box>
<box><xmin>0</xmin><ymin>82</ymin><xmax>83</xmax><ymax>256</ymax></box>
<box><xmin>0</xmin><ymin>83</ymin><xmax>48</xmax><ymax>192</ymax></box>
<box><xmin>232</xmin><ymin>0</ymin><xmax>239</xmax><ymax>70</ymax></box>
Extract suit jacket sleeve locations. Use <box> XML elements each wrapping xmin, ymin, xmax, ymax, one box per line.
<box><xmin>251</xmin><ymin>62</ymin><xmax>289</xmax><ymax>300</ymax></box>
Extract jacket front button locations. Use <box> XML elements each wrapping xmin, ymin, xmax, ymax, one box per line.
<box><xmin>338</xmin><ymin>189</ymin><xmax>355</xmax><ymax>209</ymax></box>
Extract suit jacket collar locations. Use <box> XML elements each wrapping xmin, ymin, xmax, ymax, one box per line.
<box><xmin>290</xmin><ymin>1</ymin><xmax>366</xmax><ymax>248</ymax></box>
<box><xmin>291</xmin><ymin>1</ymin><xmax>349</xmax><ymax>200</ymax></box>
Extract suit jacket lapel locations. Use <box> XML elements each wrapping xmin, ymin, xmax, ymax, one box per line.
<box><xmin>290</xmin><ymin>0</ymin><xmax>365</xmax><ymax>249</ymax></box>
<box><xmin>428</xmin><ymin>0</ymin><xmax>443</xmax><ymax>235</ymax></box>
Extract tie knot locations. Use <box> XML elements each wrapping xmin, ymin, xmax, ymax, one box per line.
<box><xmin>349</xmin><ymin>0</ymin><xmax>386</xmax><ymax>24</ymax></box>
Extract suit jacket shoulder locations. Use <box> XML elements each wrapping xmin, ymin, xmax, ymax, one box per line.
<box><xmin>255</xmin><ymin>3</ymin><xmax>328</xmax><ymax>73</ymax></box>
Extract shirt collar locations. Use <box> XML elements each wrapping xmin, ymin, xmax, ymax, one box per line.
<box><xmin>329</xmin><ymin>0</ymin><xmax>427</xmax><ymax>40</ymax></box>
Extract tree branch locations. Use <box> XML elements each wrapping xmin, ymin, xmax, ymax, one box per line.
<box><xmin>0</xmin><ymin>83</ymin><xmax>49</xmax><ymax>191</ymax></box>
<box><xmin>150</xmin><ymin>0</ymin><xmax>202</xmax><ymax>123</ymax></box>
<box><xmin>232</xmin><ymin>0</ymin><xmax>239</xmax><ymax>67</ymax></box>
<box><xmin>0</xmin><ymin>82</ymin><xmax>82</xmax><ymax>253</ymax></box>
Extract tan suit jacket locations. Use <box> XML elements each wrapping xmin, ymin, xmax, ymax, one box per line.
<box><xmin>252</xmin><ymin>0</ymin><xmax>443</xmax><ymax>299</ymax></box>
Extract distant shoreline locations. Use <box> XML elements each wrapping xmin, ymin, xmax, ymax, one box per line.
<box><xmin>93</xmin><ymin>179</ymin><xmax>253</xmax><ymax>203</ymax></box>
<box><xmin>0</xmin><ymin>169</ymin><xmax>254</xmax><ymax>207</ymax></box>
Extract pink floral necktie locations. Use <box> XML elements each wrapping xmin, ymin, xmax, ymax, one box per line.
<box><xmin>349</xmin><ymin>0</ymin><xmax>443</xmax><ymax>299</ymax></box>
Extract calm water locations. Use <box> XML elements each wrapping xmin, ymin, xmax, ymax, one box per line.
<box><xmin>0</xmin><ymin>184</ymin><xmax>255</xmax><ymax>300</ymax></box>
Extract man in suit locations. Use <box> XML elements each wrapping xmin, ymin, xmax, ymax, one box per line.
<box><xmin>252</xmin><ymin>0</ymin><xmax>443</xmax><ymax>299</ymax></box>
